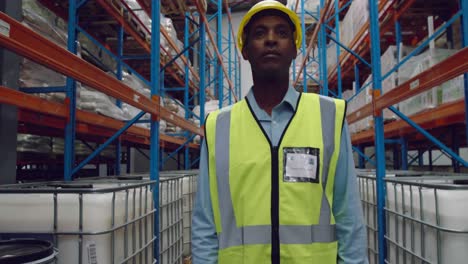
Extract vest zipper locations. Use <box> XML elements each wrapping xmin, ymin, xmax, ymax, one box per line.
<box><xmin>271</xmin><ymin>146</ymin><xmax>280</xmax><ymax>264</ymax></box>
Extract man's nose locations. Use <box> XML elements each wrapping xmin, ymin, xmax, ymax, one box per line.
<box><xmin>265</xmin><ymin>30</ymin><xmax>277</xmax><ymax>46</ymax></box>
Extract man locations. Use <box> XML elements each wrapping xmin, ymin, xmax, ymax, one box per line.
<box><xmin>192</xmin><ymin>1</ymin><xmax>368</xmax><ymax>263</ymax></box>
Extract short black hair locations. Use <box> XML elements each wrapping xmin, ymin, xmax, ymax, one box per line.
<box><xmin>242</xmin><ymin>9</ymin><xmax>296</xmax><ymax>48</ymax></box>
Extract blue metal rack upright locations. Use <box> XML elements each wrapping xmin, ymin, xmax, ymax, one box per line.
<box><xmin>197</xmin><ymin>0</ymin><xmax>239</xmax><ymax>108</ymax></box>
<box><xmin>318</xmin><ymin>0</ymin><xmax>329</xmax><ymax>95</ymax></box>
<box><xmin>158</xmin><ymin>0</ymin><xmax>240</xmax><ymax>171</ymax></box>
<box><xmin>367</xmin><ymin>1</ymin><xmax>387</xmax><ymax>262</ymax></box>
<box><xmin>291</xmin><ymin>0</ymin><xmax>323</xmax><ymax>93</ymax></box>
<box><xmin>64</xmin><ymin>0</ymin><xmax>78</xmax><ymax>182</ymax></box>
<box><xmin>462</xmin><ymin>0</ymin><xmax>468</xmax><ymax>148</ymax></box>
<box><xmin>150</xmin><ymin>0</ymin><xmax>161</xmax><ymax>260</ymax></box>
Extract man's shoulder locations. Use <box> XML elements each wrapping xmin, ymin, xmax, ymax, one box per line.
<box><xmin>300</xmin><ymin>93</ymin><xmax>346</xmax><ymax>104</ymax></box>
<box><xmin>212</xmin><ymin>100</ymin><xmax>246</xmax><ymax>115</ymax></box>
<box><xmin>206</xmin><ymin>100</ymin><xmax>243</xmax><ymax>122</ymax></box>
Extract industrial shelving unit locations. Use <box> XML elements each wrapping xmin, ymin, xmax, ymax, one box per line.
<box><xmin>290</xmin><ymin>0</ymin><xmax>468</xmax><ymax>263</ymax></box>
<box><xmin>0</xmin><ymin>0</ymin><xmax>241</xmax><ymax>262</ymax></box>
<box><xmin>0</xmin><ymin>0</ymin><xmax>241</xmax><ymax>179</ymax></box>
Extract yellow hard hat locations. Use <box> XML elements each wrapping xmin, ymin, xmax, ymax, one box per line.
<box><xmin>237</xmin><ymin>0</ymin><xmax>302</xmax><ymax>51</ymax></box>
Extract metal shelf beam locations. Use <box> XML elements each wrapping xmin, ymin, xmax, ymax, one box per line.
<box><xmin>0</xmin><ymin>86</ymin><xmax>200</xmax><ymax>149</ymax></box>
<box><xmin>347</xmin><ymin>48</ymin><xmax>468</xmax><ymax>124</ymax></box>
<box><xmin>0</xmin><ymin>12</ymin><xmax>202</xmax><ymax>135</ymax></box>
<box><xmin>350</xmin><ymin>100</ymin><xmax>465</xmax><ymax>145</ymax></box>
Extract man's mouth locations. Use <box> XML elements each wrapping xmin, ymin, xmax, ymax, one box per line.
<box><xmin>262</xmin><ymin>52</ymin><xmax>280</xmax><ymax>59</ymax></box>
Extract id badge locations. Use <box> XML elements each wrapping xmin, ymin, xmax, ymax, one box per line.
<box><xmin>283</xmin><ymin>147</ymin><xmax>320</xmax><ymax>183</ymax></box>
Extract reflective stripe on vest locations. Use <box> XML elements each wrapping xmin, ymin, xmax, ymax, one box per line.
<box><xmin>211</xmin><ymin>94</ymin><xmax>343</xmax><ymax>250</ymax></box>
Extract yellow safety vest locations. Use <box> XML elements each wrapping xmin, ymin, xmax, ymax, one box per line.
<box><xmin>205</xmin><ymin>93</ymin><xmax>346</xmax><ymax>264</ymax></box>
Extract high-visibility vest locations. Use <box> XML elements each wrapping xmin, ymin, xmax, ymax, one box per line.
<box><xmin>205</xmin><ymin>93</ymin><xmax>346</xmax><ymax>264</ymax></box>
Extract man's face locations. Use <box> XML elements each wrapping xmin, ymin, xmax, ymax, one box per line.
<box><xmin>242</xmin><ymin>14</ymin><xmax>297</xmax><ymax>78</ymax></box>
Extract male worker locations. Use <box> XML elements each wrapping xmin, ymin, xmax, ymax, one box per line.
<box><xmin>192</xmin><ymin>1</ymin><xmax>368</xmax><ymax>263</ymax></box>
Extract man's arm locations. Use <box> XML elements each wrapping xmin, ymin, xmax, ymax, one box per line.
<box><xmin>333</xmin><ymin>122</ymin><xmax>369</xmax><ymax>264</ymax></box>
<box><xmin>192</xmin><ymin>139</ymin><xmax>219</xmax><ymax>263</ymax></box>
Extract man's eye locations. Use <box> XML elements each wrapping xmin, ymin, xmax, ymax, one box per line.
<box><xmin>278</xmin><ymin>30</ymin><xmax>289</xmax><ymax>38</ymax></box>
<box><xmin>253</xmin><ymin>30</ymin><xmax>265</xmax><ymax>38</ymax></box>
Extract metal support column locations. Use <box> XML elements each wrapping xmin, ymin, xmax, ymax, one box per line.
<box><xmin>429</xmin><ymin>148</ymin><xmax>433</xmax><ymax>171</ymax></box>
<box><xmin>354</xmin><ymin>64</ymin><xmax>360</xmax><ymax>96</ymax></box>
<box><xmin>150</xmin><ymin>0</ymin><xmax>161</xmax><ymax>260</ymax></box>
<box><xmin>184</xmin><ymin>13</ymin><xmax>191</xmax><ymax>170</ymax></box>
<box><xmin>0</xmin><ymin>0</ymin><xmax>21</xmax><ymax>184</ymax></box>
<box><xmin>395</xmin><ymin>19</ymin><xmax>402</xmax><ymax>70</ymax></box>
<box><xmin>217</xmin><ymin>0</ymin><xmax>223</xmax><ymax>108</ymax></box>
<box><xmin>301</xmin><ymin>0</ymin><xmax>308</xmax><ymax>92</ymax></box>
<box><xmin>334</xmin><ymin>0</ymin><xmax>342</xmax><ymax>97</ymax></box>
<box><xmin>393</xmin><ymin>146</ymin><xmax>399</xmax><ymax>170</ymax></box>
<box><xmin>228</xmin><ymin>12</ymin><xmax>233</xmax><ymax>105</ymax></box>
<box><xmin>418</xmin><ymin>150</ymin><xmax>424</xmax><ymax>166</ymax></box>
<box><xmin>358</xmin><ymin>145</ymin><xmax>366</xmax><ymax>169</ymax></box>
<box><xmin>64</xmin><ymin>0</ymin><xmax>79</xmax><ymax>181</ymax></box>
<box><xmin>199</xmin><ymin>17</ymin><xmax>207</xmax><ymax>125</ymax></box>
<box><xmin>461</xmin><ymin>0</ymin><xmax>468</xmax><ymax>148</ymax></box>
<box><xmin>368</xmin><ymin>0</ymin><xmax>387</xmax><ymax>262</ymax></box>
<box><xmin>452</xmin><ymin>127</ymin><xmax>460</xmax><ymax>172</ymax></box>
<box><xmin>318</xmin><ymin>2</ymin><xmax>328</xmax><ymax>95</ymax></box>
<box><xmin>115</xmin><ymin>26</ymin><xmax>124</xmax><ymax>176</ymax></box>
<box><xmin>235</xmin><ymin>49</ymin><xmax>240</xmax><ymax>100</ymax></box>
<box><xmin>446</xmin><ymin>24</ymin><xmax>454</xmax><ymax>49</ymax></box>
<box><xmin>126</xmin><ymin>145</ymin><xmax>131</xmax><ymax>174</ymax></box>
<box><xmin>401</xmin><ymin>138</ymin><xmax>408</xmax><ymax>170</ymax></box>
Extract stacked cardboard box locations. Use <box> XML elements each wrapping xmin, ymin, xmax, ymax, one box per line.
<box><xmin>398</xmin><ymin>48</ymin><xmax>459</xmax><ymax>117</ymax></box>
<box><xmin>289</xmin><ymin>0</ymin><xmax>320</xmax><ymax>14</ymax></box>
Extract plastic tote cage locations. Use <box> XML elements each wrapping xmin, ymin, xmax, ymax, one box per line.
<box><xmin>356</xmin><ymin>169</ymin><xmax>428</xmax><ymax>264</ymax></box>
<box><xmin>73</xmin><ymin>170</ymin><xmax>199</xmax><ymax>263</ymax></box>
<box><xmin>0</xmin><ymin>179</ymin><xmax>158</xmax><ymax>264</ymax></box>
<box><xmin>356</xmin><ymin>169</ymin><xmax>468</xmax><ymax>264</ymax></box>
<box><xmin>385</xmin><ymin>176</ymin><xmax>468</xmax><ymax>264</ymax></box>
<box><xmin>160</xmin><ymin>170</ymin><xmax>198</xmax><ymax>258</ymax></box>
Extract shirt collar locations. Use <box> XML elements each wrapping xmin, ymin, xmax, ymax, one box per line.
<box><xmin>246</xmin><ymin>86</ymin><xmax>300</xmax><ymax>120</ymax></box>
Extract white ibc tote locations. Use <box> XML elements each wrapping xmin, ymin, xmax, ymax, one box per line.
<box><xmin>0</xmin><ymin>180</ymin><xmax>155</xmax><ymax>264</ymax></box>
<box><xmin>385</xmin><ymin>176</ymin><xmax>468</xmax><ymax>264</ymax></box>
<box><xmin>356</xmin><ymin>169</ymin><xmax>428</xmax><ymax>264</ymax></box>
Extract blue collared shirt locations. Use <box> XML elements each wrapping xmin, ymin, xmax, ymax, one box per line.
<box><xmin>192</xmin><ymin>87</ymin><xmax>368</xmax><ymax>264</ymax></box>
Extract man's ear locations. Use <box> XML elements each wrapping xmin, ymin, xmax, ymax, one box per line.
<box><xmin>242</xmin><ymin>46</ymin><xmax>249</xmax><ymax>61</ymax></box>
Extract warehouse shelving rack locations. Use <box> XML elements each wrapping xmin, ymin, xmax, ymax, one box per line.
<box><xmin>0</xmin><ymin>0</ymin><xmax>240</xmax><ymax>262</ymax></box>
<box><xmin>290</xmin><ymin>0</ymin><xmax>321</xmax><ymax>93</ymax></box>
<box><xmin>292</xmin><ymin>0</ymin><xmax>468</xmax><ymax>263</ymax></box>
<box><xmin>1</xmin><ymin>0</ymin><xmax>241</xmax><ymax>176</ymax></box>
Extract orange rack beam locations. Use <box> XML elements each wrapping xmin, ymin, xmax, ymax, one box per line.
<box><xmin>0</xmin><ymin>12</ymin><xmax>202</xmax><ymax>136</ymax></box>
<box><xmin>1</xmin><ymin>86</ymin><xmax>199</xmax><ymax>150</ymax></box>
<box><xmin>347</xmin><ymin>48</ymin><xmax>468</xmax><ymax>124</ymax></box>
<box><xmin>351</xmin><ymin>99</ymin><xmax>466</xmax><ymax>145</ymax></box>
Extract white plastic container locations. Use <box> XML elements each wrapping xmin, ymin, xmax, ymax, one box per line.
<box><xmin>161</xmin><ymin>170</ymin><xmax>199</xmax><ymax>257</ymax></box>
<box><xmin>355</xmin><ymin>169</ymin><xmax>428</xmax><ymax>264</ymax></box>
<box><xmin>357</xmin><ymin>172</ymin><xmax>378</xmax><ymax>264</ymax></box>
<box><xmin>159</xmin><ymin>177</ymin><xmax>184</xmax><ymax>264</ymax></box>
<box><xmin>75</xmin><ymin>170</ymin><xmax>198</xmax><ymax>262</ymax></box>
<box><xmin>385</xmin><ymin>176</ymin><xmax>468</xmax><ymax>264</ymax></box>
<box><xmin>0</xmin><ymin>181</ymin><xmax>155</xmax><ymax>264</ymax></box>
